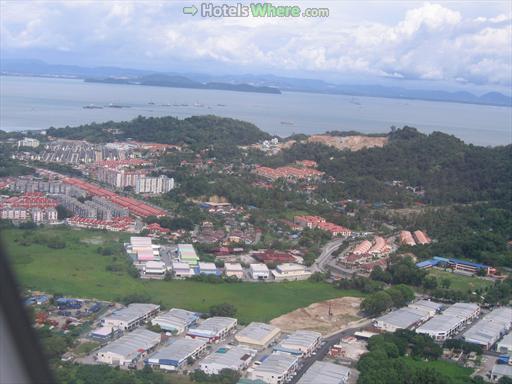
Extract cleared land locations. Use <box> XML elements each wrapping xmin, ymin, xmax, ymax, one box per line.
<box><xmin>2</xmin><ymin>227</ymin><xmax>365</xmax><ymax>323</ymax></box>
<box><xmin>427</xmin><ymin>269</ymin><xmax>493</xmax><ymax>292</ymax></box>
<box><xmin>270</xmin><ymin>296</ymin><xmax>362</xmax><ymax>335</ymax></box>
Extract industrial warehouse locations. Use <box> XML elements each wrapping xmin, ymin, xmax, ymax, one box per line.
<box><xmin>102</xmin><ymin>303</ymin><xmax>160</xmax><ymax>331</ymax></box>
<box><xmin>249</xmin><ymin>353</ymin><xmax>299</xmax><ymax>384</ymax></box>
<box><xmin>145</xmin><ymin>338</ymin><xmax>208</xmax><ymax>371</ymax></box>
<box><xmin>462</xmin><ymin>307</ymin><xmax>512</xmax><ymax>350</ymax></box>
<box><xmin>187</xmin><ymin>316</ymin><xmax>238</xmax><ymax>343</ymax></box>
<box><xmin>235</xmin><ymin>322</ymin><xmax>281</xmax><ymax>350</ymax></box>
<box><xmin>274</xmin><ymin>330</ymin><xmax>322</xmax><ymax>357</ymax></box>
<box><xmin>96</xmin><ymin>328</ymin><xmax>161</xmax><ymax>366</ymax></box>
<box><xmin>151</xmin><ymin>308</ymin><xmax>199</xmax><ymax>335</ymax></box>
<box><xmin>415</xmin><ymin>302</ymin><xmax>480</xmax><ymax>341</ymax></box>
<box><xmin>199</xmin><ymin>346</ymin><xmax>256</xmax><ymax>375</ymax></box>
<box><xmin>373</xmin><ymin>300</ymin><xmax>443</xmax><ymax>332</ymax></box>
<box><xmin>297</xmin><ymin>361</ymin><xmax>351</xmax><ymax>384</ymax></box>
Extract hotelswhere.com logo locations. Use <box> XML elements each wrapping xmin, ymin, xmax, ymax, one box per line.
<box><xmin>183</xmin><ymin>3</ymin><xmax>330</xmax><ymax>18</ymax></box>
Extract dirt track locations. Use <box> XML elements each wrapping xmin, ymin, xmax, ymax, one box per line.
<box><xmin>270</xmin><ymin>297</ymin><xmax>362</xmax><ymax>335</ymax></box>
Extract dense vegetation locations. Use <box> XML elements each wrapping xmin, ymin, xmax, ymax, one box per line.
<box><xmin>0</xmin><ymin>143</ymin><xmax>34</xmax><ymax>177</ymax></box>
<box><xmin>357</xmin><ymin>330</ymin><xmax>478</xmax><ymax>384</ymax></box>
<box><xmin>47</xmin><ymin>115</ymin><xmax>271</xmax><ymax>149</ymax></box>
<box><xmin>269</xmin><ymin>127</ymin><xmax>511</xmax><ymax>205</ymax></box>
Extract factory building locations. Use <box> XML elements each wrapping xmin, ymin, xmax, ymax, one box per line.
<box><xmin>102</xmin><ymin>303</ymin><xmax>160</xmax><ymax>331</ymax></box>
<box><xmin>271</xmin><ymin>263</ymin><xmax>312</xmax><ymax>281</ymax></box>
<box><xmin>90</xmin><ymin>326</ymin><xmax>122</xmax><ymax>343</ymax></box>
<box><xmin>250</xmin><ymin>263</ymin><xmax>270</xmax><ymax>280</ymax></box>
<box><xmin>199</xmin><ymin>346</ymin><xmax>256</xmax><ymax>375</ymax></box>
<box><xmin>145</xmin><ymin>338</ymin><xmax>207</xmax><ymax>371</ymax></box>
<box><xmin>374</xmin><ymin>301</ymin><xmax>442</xmax><ymax>332</ymax></box>
<box><xmin>224</xmin><ymin>263</ymin><xmax>244</xmax><ymax>279</ymax></box>
<box><xmin>96</xmin><ymin>328</ymin><xmax>161</xmax><ymax>366</ymax></box>
<box><xmin>187</xmin><ymin>317</ymin><xmax>237</xmax><ymax>343</ymax></box>
<box><xmin>143</xmin><ymin>261</ymin><xmax>166</xmax><ymax>277</ymax></box>
<box><xmin>177</xmin><ymin>244</ymin><xmax>199</xmax><ymax>266</ymax></box>
<box><xmin>172</xmin><ymin>261</ymin><xmax>194</xmax><ymax>278</ymax></box>
<box><xmin>497</xmin><ymin>334</ymin><xmax>512</xmax><ymax>354</ymax></box>
<box><xmin>463</xmin><ymin>307</ymin><xmax>512</xmax><ymax>350</ymax></box>
<box><xmin>274</xmin><ymin>330</ymin><xmax>321</xmax><ymax>358</ymax></box>
<box><xmin>151</xmin><ymin>308</ymin><xmax>199</xmax><ymax>335</ymax></box>
<box><xmin>297</xmin><ymin>361</ymin><xmax>351</xmax><ymax>384</ymax></box>
<box><xmin>126</xmin><ymin>237</ymin><xmax>160</xmax><ymax>262</ymax></box>
<box><xmin>415</xmin><ymin>303</ymin><xmax>480</xmax><ymax>341</ymax></box>
<box><xmin>235</xmin><ymin>322</ymin><xmax>281</xmax><ymax>350</ymax></box>
<box><xmin>135</xmin><ymin>175</ymin><xmax>175</xmax><ymax>194</ymax></box>
<box><xmin>197</xmin><ymin>262</ymin><xmax>219</xmax><ymax>275</ymax></box>
<box><xmin>249</xmin><ymin>353</ymin><xmax>299</xmax><ymax>384</ymax></box>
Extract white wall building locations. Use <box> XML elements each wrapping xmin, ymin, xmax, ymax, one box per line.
<box><xmin>250</xmin><ymin>263</ymin><xmax>270</xmax><ymax>280</ymax></box>
<box><xmin>271</xmin><ymin>263</ymin><xmax>312</xmax><ymax>281</ymax></box>
<box><xmin>145</xmin><ymin>338</ymin><xmax>207</xmax><ymax>371</ymax></box>
<box><xmin>172</xmin><ymin>261</ymin><xmax>194</xmax><ymax>278</ymax></box>
<box><xmin>224</xmin><ymin>263</ymin><xmax>244</xmax><ymax>279</ymax></box>
<box><xmin>235</xmin><ymin>322</ymin><xmax>281</xmax><ymax>350</ymax></box>
<box><xmin>250</xmin><ymin>353</ymin><xmax>299</xmax><ymax>384</ymax></box>
<box><xmin>102</xmin><ymin>303</ymin><xmax>160</xmax><ymax>331</ymax></box>
<box><xmin>297</xmin><ymin>361</ymin><xmax>351</xmax><ymax>384</ymax></box>
<box><xmin>96</xmin><ymin>328</ymin><xmax>160</xmax><ymax>366</ymax></box>
<box><xmin>151</xmin><ymin>308</ymin><xmax>199</xmax><ymax>335</ymax></box>
<box><xmin>187</xmin><ymin>317</ymin><xmax>237</xmax><ymax>343</ymax></box>
<box><xmin>135</xmin><ymin>175</ymin><xmax>174</xmax><ymax>194</ymax></box>
<box><xmin>274</xmin><ymin>330</ymin><xmax>321</xmax><ymax>358</ymax></box>
<box><xmin>18</xmin><ymin>138</ymin><xmax>40</xmax><ymax>148</ymax></box>
<box><xmin>200</xmin><ymin>345</ymin><xmax>256</xmax><ymax>375</ymax></box>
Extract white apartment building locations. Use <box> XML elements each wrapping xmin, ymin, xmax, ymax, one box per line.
<box><xmin>18</xmin><ymin>138</ymin><xmax>40</xmax><ymax>148</ymax></box>
<box><xmin>135</xmin><ymin>175</ymin><xmax>175</xmax><ymax>194</ymax></box>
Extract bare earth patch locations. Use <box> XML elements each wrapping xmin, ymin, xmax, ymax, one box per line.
<box><xmin>270</xmin><ymin>297</ymin><xmax>362</xmax><ymax>335</ymax></box>
<box><xmin>307</xmin><ymin>135</ymin><xmax>388</xmax><ymax>151</ymax></box>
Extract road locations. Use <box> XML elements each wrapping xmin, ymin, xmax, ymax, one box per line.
<box><xmin>288</xmin><ymin>321</ymin><xmax>370</xmax><ymax>384</ymax></box>
<box><xmin>311</xmin><ymin>238</ymin><xmax>346</xmax><ymax>273</ymax></box>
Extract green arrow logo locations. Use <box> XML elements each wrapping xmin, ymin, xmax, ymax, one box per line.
<box><xmin>183</xmin><ymin>5</ymin><xmax>198</xmax><ymax>16</ymax></box>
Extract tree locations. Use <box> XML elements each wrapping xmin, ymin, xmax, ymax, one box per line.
<box><xmin>423</xmin><ymin>276</ymin><xmax>438</xmax><ymax>290</ymax></box>
<box><xmin>209</xmin><ymin>303</ymin><xmax>237</xmax><ymax>317</ymax></box>
<box><xmin>441</xmin><ymin>278</ymin><xmax>452</xmax><ymax>289</ymax></box>
<box><xmin>361</xmin><ymin>291</ymin><xmax>393</xmax><ymax>316</ymax></box>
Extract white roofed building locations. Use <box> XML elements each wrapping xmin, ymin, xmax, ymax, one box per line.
<box><xmin>274</xmin><ymin>330</ymin><xmax>321</xmax><ymax>358</ymax></box>
<box><xmin>145</xmin><ymin>338</ymin><xmax>207</xmax><ymax>371</ymax></box>
<box><xmin>225</xmin><ymin>263</ymin><xmax>244</xmax><ymax>279</ymax></box>
<box><xmin>187</xmin><ymin>317</ymin><xmax>237</xmax><ymax>343</ymax></box>
<box><xmin>102</xmin><ymin>303</ymin><xmax>160</xmax><ymax>331</ymax></box>
<box><xmin>199</xmin><ymin>345</ymin><xmax>256</xmax><ymax>375</ymax></box>
<box><xmin>235</xmin><ymin>322</ymin><xmax>281</xmax><ymax>350</ymax></box>
<box><xmin>250</xmin><ymin>263</ymin><xmax>270</xmax><ymax>280</ymax></box>
<box><xmin>250</xmin><ymin>353</ymin><xmax>299</xmax><ymax>384</ymax></box>
<box><xmin>151</xmin><ymin>308</ymin><xmax>199</xmax><ymax>335</ymax></box>
<box><xmin>96</xmin><ymin>328</ymin><xmax>161</xmax><ymax>366</ymax></box>
<box><xmin>297</xmin><ymin>361</ymin><xmax>351</xmax><ymax>384</ymax></box>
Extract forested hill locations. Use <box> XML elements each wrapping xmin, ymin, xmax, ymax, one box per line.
<box><xmin>46</xmin><ymin>115</ymin><xmax>272</xmax><ymax>148</ymax></box>
<box><xmin>275</xmin><ymin>127</ymin><xmax>511</xmax><ymax>205</ymax></box>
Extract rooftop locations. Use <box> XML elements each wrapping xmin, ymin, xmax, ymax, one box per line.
<box><xmin>297</xmin><ymin>361</ymin><xmax>351</xmax><ymax>384</ymax></box>
<box><xmin>147</xmin><ymin>338</ymin><xmax>206</xmax><ymax>364</ymax></box>
<box><xmin>252</xmin><ymin>353</ymin><xmax>298</xmax><ymax>376</ymax></box>
<box><xmin>104</xmin><ymin>303</ymin><xmax>160</xmax><ymax>324</ymax></box>
<box><xmin>375</xmin><ymin>307</ymin><xmax>430</xmax><ymax>329</ymax></box>
<box><xmin>97</xmin><ymin>328</ymin><xmax>160</xmax><ymax>360</ymax></box>
<box><xmin>201</xmin><ymin>346</ymin><xmax>256</xmax><ymax>369</ymax></box>
<box><xmin>250</xmin><ymin>263</ymin><xmax>269</xmax><ymax>273</ymax></box>
<box><xmin>276</xmin><ymin>330</ymin><xmax>321</xmax><ymax>351</ymax></box>
<box><xmin>236</xmin><ymin>322</ymin><xmax>280</xmax><ymax>343</ymax></box>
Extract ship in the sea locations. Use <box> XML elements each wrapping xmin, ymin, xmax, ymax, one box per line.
<box><xmin>82</xmin><ymin>104</ymin><xmax>103</xmax><ymax>109</ymax></box>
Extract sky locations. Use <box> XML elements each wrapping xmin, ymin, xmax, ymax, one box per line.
<box><xmin>1</xmin><ymin>1</ymin><xmax>511</xmax><ymax>94</ymax></box>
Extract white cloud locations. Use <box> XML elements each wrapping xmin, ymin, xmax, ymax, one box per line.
<box><xmin>0</xmin><ymin>1</ymin><xmax>511</xmax><ymax>87</ymax></box>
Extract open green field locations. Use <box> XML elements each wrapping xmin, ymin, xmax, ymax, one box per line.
<box><xmin>427</xmin><ymin>268</ymin><xmax>493</xmax><ymax>292</ymax></box>
<box><xmin>2</xmin><ymin>227</ymin><xmax>364</xmax><ymax>323</ymax></box>
<box><xmin>403</xmin><ymin>358</ymin><xmax>474</xmax><ymax>384</ymax></box>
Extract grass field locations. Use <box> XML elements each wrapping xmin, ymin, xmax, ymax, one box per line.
<box><xmin>2</xmin><ymin>227</ymin><xmax>364</xmax><ymax>323</ymax></box>
<box><xmin>403</xmin><ymin>358</ymin><xmax>474</xmax><ymax>384</ymax></box>
<box><xmin>427</xmin><ymin>269</ymin><xmax>493</xmax><ymax>292</ymax></box>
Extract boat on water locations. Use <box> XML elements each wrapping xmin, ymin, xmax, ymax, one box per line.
<box><xmin>82</xmin><ymin>104</ymin><xmax>103</xmax><ymax>109</ymax></box>
<box><xmin>280</xmin><ymin>121</ymin><xmax>295</xmax><ymax>126</ymax></box>
<box><xmin>106</xmin><ymin>103</ymin><xmax>130</xmax><ymax>108</ymax></box>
